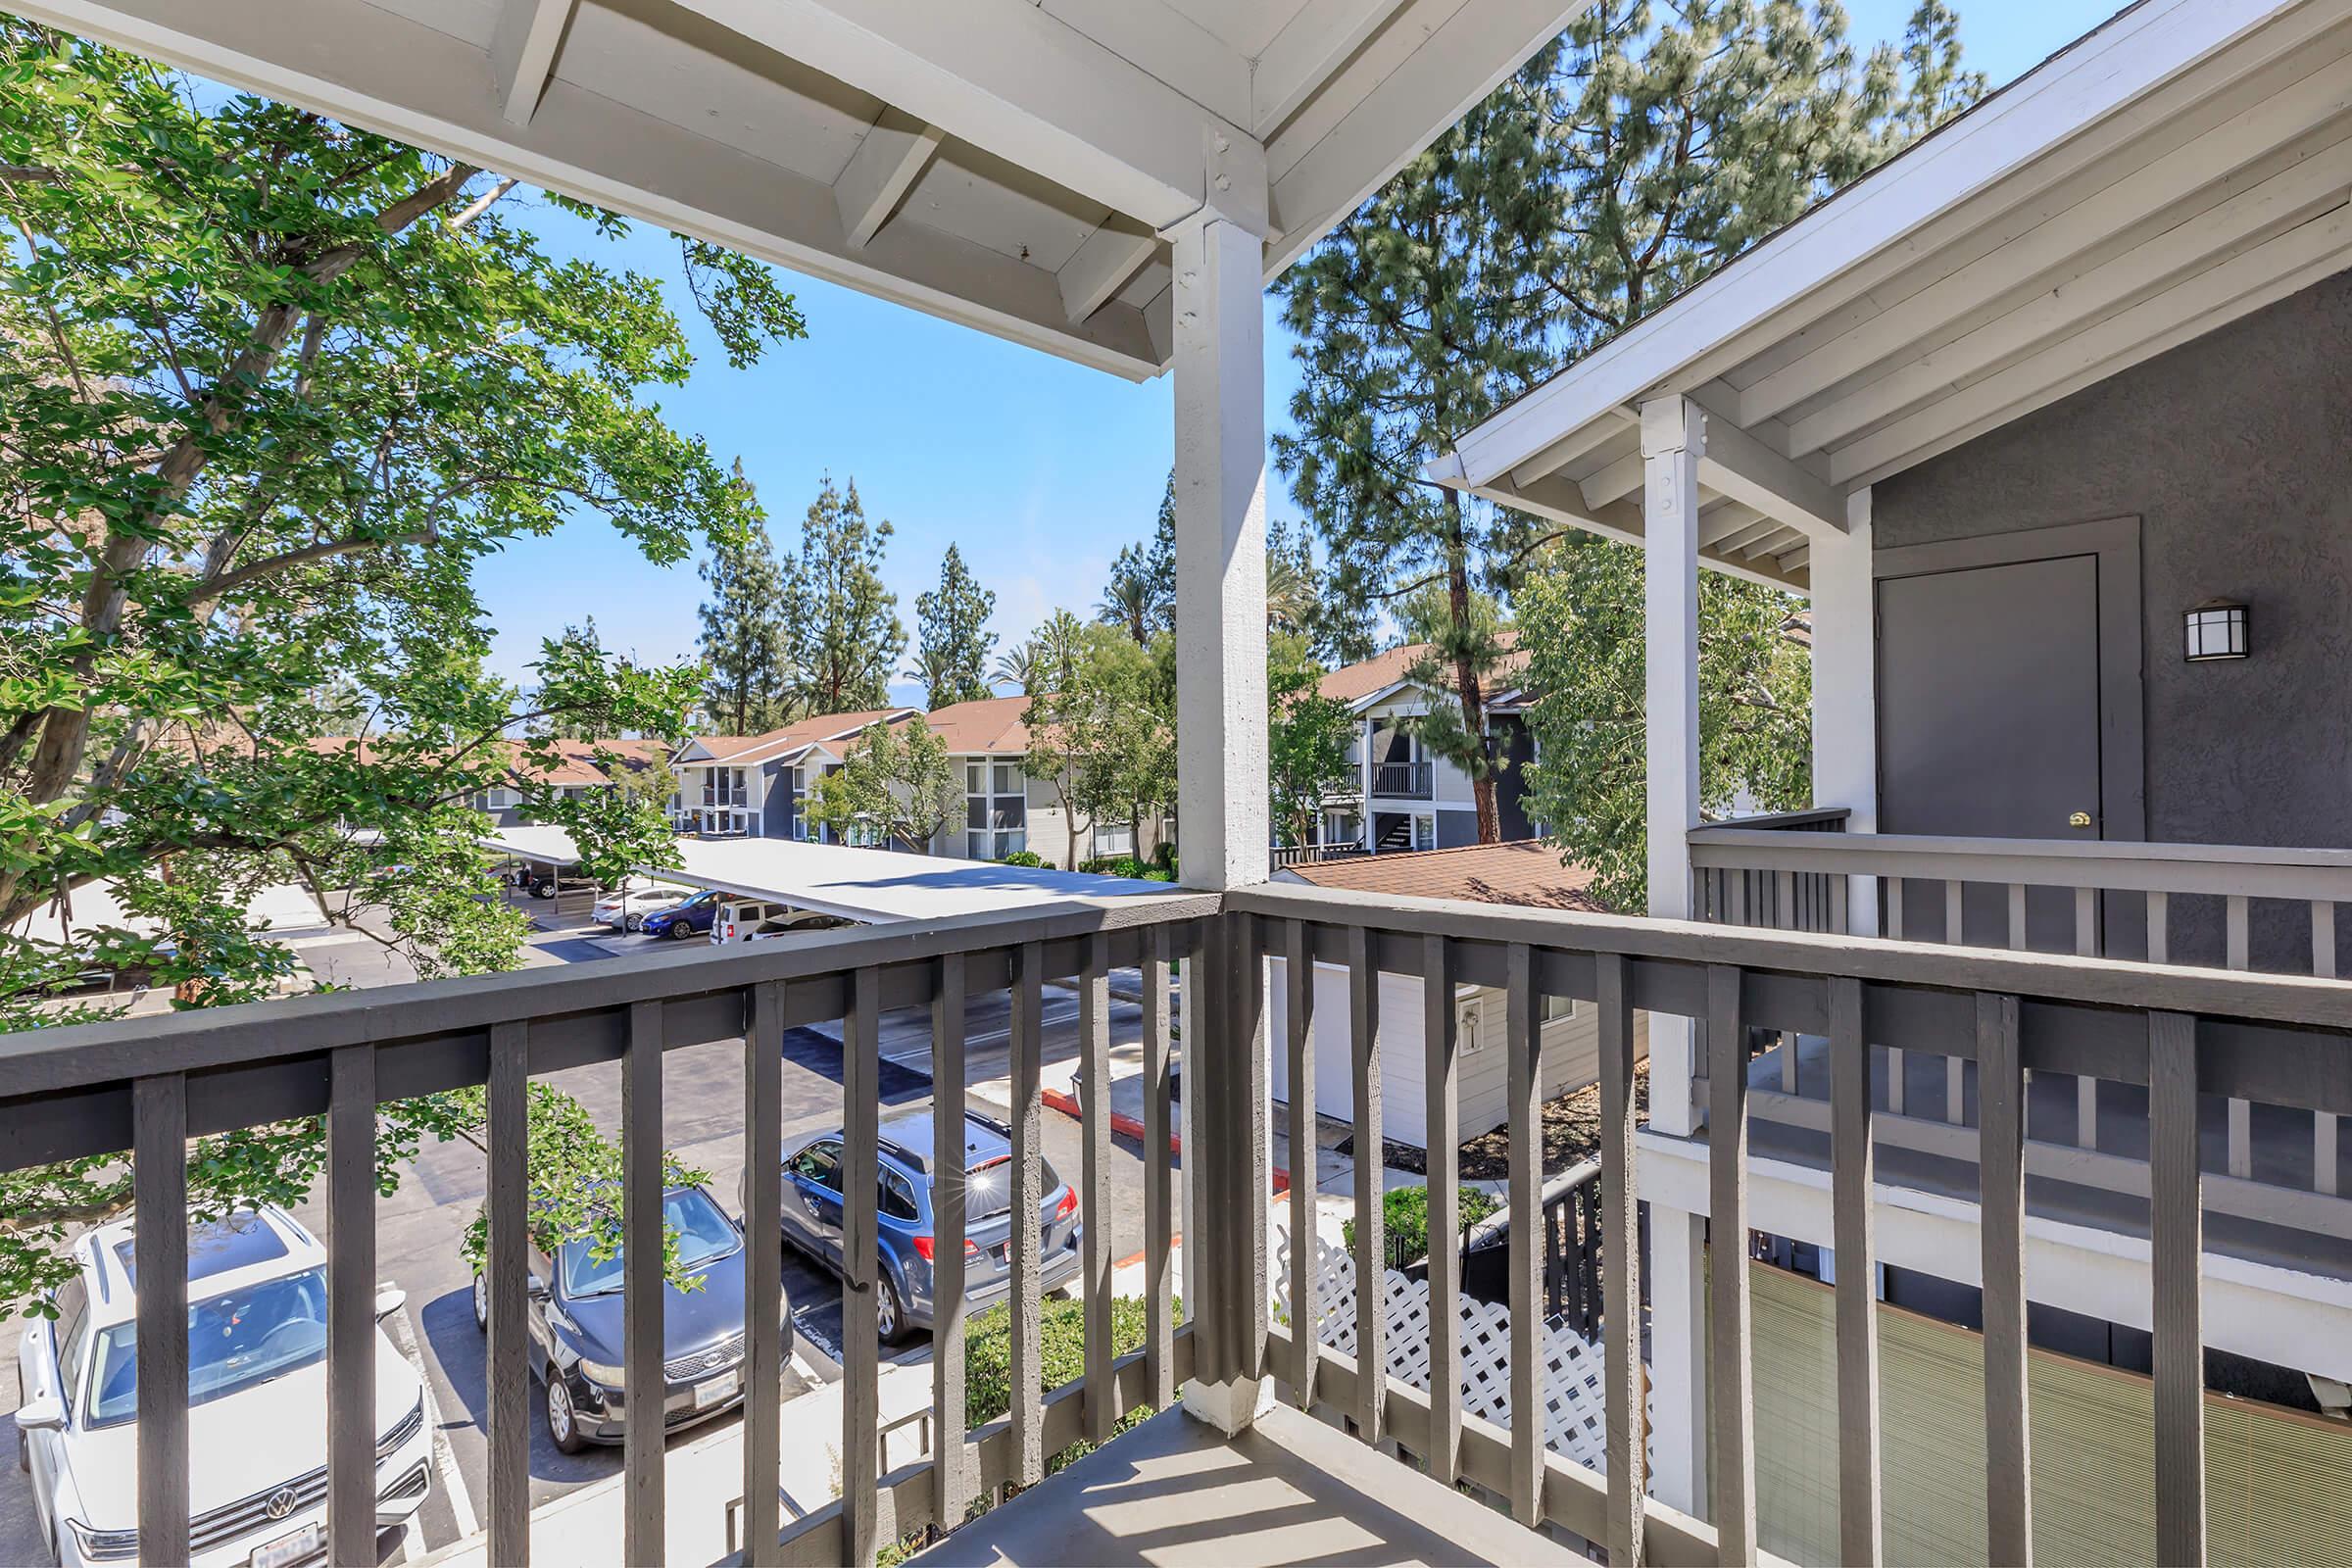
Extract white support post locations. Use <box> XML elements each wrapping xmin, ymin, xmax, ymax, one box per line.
<box><xmin>1361</xmin><ymin>716</ymin><xmax>1376</xmax><ymax>853</ymax></box>
<box><xmin>1641</xmin><ymin>395</ymin><xmax>1708</xmax><ymax>1516</ymax></box>
<box><xmin>1170</xmin><ymin>134</ymin><xmax>1274</xmax><ymax>1439</ymax></box>
<box><xmin>1812</xmin><ymin>486</ymin><xmax>1880</xmax><ymax>937</ymax></box>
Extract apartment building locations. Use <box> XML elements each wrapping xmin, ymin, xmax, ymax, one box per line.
<box><xmin>666</xmin><ymin>708</ymin><xmax>915</xmax><ymax>839</ymax></box>
<box><xmin>920</xmin><ymin>695</ymin><xmax>1171</xmax><ymax>867</ymax></box>
<box><xmin>1304</xmin><ymin>638</ymin><xmax>1538</xmax><ymax>857</ymax></box>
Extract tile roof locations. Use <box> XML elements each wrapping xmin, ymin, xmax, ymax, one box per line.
<box><xmin>1319</xmin><ymin>631</ymin><xmax>1526</xmax><ymax>707</ymax></box>
<box><xmin>686</xmin><ymin>707</ymin><xmax>917</xmax><ymax>762</ymax></box>
<box><xmin>920</xmin><ymin>694</ymin><xmax>1034</xmax><ymax>756</ymax></box>
<box><xmin>1278</xmin><ymin>839</ymin><xmax>1605</xmax><ymax>912</ymax></box>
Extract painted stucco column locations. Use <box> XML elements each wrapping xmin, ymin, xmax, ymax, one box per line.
<box><xmin>1641</xmin><ymin>394</ymin><xmax>1709</xmax><ymax>1515</ymax></box>
<box><xmin>1360</xmin><ymin>716</ymin><xmax>1376</xmax><ymax>853</ymax></box>
<box><xmin>1169</xmin><ymin>138</ymin><xmax>1274</xmax><ymax>1437</ymax></box>
<box><xmin>1812</xmin><ymin>486</ymin><xmax>1880</xmax><ymax>935</ymax></box>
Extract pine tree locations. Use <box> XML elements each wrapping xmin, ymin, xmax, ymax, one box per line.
<box><xmin>913</xmin><ymin>544</ymin><xmax>997</xmax><ymax>707</ymax></box>
<box><xmin>784</xmin><ymin>474</ymin><xmax>904</xmax><ymax>713</ymax></box>
<box><xmin>1280</xmin><ymin>0</ymin><xmax>1984</xmax><ymax>849</ymax></box>
<box><xmin>1275</xmin><ymin>56</ymin><xmax>1561</xmax><ymax>844</ymax></box>
<box><xmin>697</xmin><ymin>461</ymin><xmax>796</xmax><ymax>733</ymax></box>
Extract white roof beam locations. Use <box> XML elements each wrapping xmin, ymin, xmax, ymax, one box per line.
<box><xmin>674</xmin><ymin>0</ymin><xmax>1253</xmax><ymax>230</ymax></box>
<box><xmin>1788</xmin><ymin>129</ymin><xmax>2352</xmax><ymax>456</ymax></box>
<box><xmin>834</xmin><ymin>109</ymin><xmax>944</xmax><ymax>249</ymax></box>
<box><xmin>1578</xmin><ymin>449</ymin><xmax>1643</xmax><ymax>511</ymax></box>
<box><xmin>1698</xmin><ymin>501</ymin><xmax>1766</xmax><ymax>548</ymax></box>
<box><xmin>1250</xmin><ymin>0</ymin><xmax>1414</xmax><ymax>138</ymax></box>
<box><xmin>1057</xmin><ymin>219</ymin><xmax>1159</xmax><ymax>323</ymax></box>
<box><xmin>1444</xmin><ymin>0</ymin><xmax>2334</xmax><ymax>486</ymax></box>
<box><xmin>1712</xmin><ymin>514</ymin><xmax>1790</xmax><ymax>558</ymax></box>
<box><xmin>1690</xmin><ymin>401</ymin><xmax>1848</xmax><ymax>538</ymax></box>
<box><xmin>491</xmin><ymin>0</ymin><xmax>575</xmax><ymax>126</ymax></box>
<box><xmin>1832</xmin><ymin>201</ymin><xmax>2352</xmax><ymax>486</ymax></box>
<box><xmin>1507</xmin><ymin>406</ymin><xmax>1636</xmax><ymax>488</ymax></box>
<box><xmin>1743</xmin><ymin>37</ymin><xmax>2352</xmax><ymax>428</ymax></box>
<box><xmin>1446</xmin><ymin>470</ymin><xmax>1804</xmax><ymax>591</ymax></box>
<box><xmin>1265</xmin><ymin>0</ymin><xmax>1583</xmax><ymax>272</ymax></box>
<box><xmin>1738</xmin><ymin>524</ymin><xmax>1808</xmax><ymax>562</ymax></box>
<box><xmin>12</xmin><ymin>0</ymin><xmax>1165</xmax><ymax>378</ymax></box>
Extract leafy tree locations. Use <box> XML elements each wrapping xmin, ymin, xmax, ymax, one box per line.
<box><xmin>698</xmin><ymin>460</ymin><xmax>798</xmax><ymax>733</ymax></box>
<box><xmin>1098</xmin><ymin>473</ymin><xmax>1177</xmax><ymax>643</ymax></box>
<box><xmin>911</xmin><ymin>544</ymin><xmax>996</xmax><ymax>708</ymax></box>
<box><xmin>0</xmin><ymin>24</ymin><xmax>800</xmax><ymax>1310</ymax></box>
<box><xmin>1517</xmin><ymin>537</ymin><xmax>1811</xmax><ymax>908</ymax></box>
<box><xmin>1021</xmin><ymin>614</ymin><xmax>1172</xmax><ymax>869</ymax></box>
<box><xmin>784</xmin><ymin>475</ymin><xmax>903</xmax><ymax>713</ymax></box>
<box><xmin>804</xmin><ymin>718</ymin><xmax>959</xmax><ymax>852</ymax></box>
<box><xmin>1267</xmin><ymin>635</ymin><xmax>1358</xmax><ymax>850</ymax></box>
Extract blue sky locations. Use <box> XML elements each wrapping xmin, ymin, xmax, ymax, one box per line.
<box><xmin>472</xmin><ymin>0</ymin><xmax>2117</xmax><ymax>701</ymax></box>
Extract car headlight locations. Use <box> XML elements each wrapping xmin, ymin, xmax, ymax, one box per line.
<box><xmin>377</xmin><ymin>1394</ymin><xmax>425</xmax><ymax>1461</ymax></box>
<box><xmin>63</xmin><ymin>1518</ymin><xmax>140</xmax><ymax>1562</ymax></box>
<box><xmin>576</xmin><ymin>1356</ymin><xmax>626</xmax><ymax>1388</ymax></box>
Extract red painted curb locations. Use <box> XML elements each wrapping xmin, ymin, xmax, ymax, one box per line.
<box><xmin>1041</xmin><ymin>1085</ymin><xmax>1290</xmax><ymax>1195</ymax></box>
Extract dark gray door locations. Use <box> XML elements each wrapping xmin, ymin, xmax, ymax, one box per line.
<box><xmin>1878</xmin><ymin>554</ymin><xmax>2103</xmax><ymax>950</ymax></box>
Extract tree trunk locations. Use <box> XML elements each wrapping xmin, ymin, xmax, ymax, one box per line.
<box><xmin>1443</xmin><ymin>489</ymin><xmax>1500</xmax><ymax>844</ymax></box>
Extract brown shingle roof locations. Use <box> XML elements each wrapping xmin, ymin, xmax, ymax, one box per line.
<box><xmin>1279</xmin><ymin>840</ymin><xmax>1604</xmax><ymax>911</ymax></box>
<box><xmin>688</xmin><ymin>707</ymin><xmax>917</xmax><ymax>762</ymax></box>
<box><xmin>920</xmin><ymin>695</ymin><xmax>1033</xmax><ymax>755</ymax></box>
<box><xmin>1320</xmin><ymin>631</ymin><xmax>1527</xmax><ymax>706</ymax></box>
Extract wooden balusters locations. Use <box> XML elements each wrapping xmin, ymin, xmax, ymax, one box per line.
<box><xmin>1348</xmin><ymin>923</ymin><xmax>1385</xmax><ymax>1447</ymax></box>
<box><xmin>1977</xmin><ymin>993</ymin><xmax>2033</xmax><ymax>1568</ymax></box>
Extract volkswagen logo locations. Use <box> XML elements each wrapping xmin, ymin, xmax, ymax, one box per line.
<box><xmin>265</xmin><ymin>1488</ymin><xmax>299</xmax><ymax>1521</ymax></box>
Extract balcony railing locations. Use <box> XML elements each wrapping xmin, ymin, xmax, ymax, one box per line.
<box><xmin>7</xmin><ymin>879</ymin><xmax>2351</xmax><ymax>1566</ymax></box>
<box><xmin>1271</xmin><ymin>841</ymin><xmax>1367</xmax><ymax>870</ymax></box>
<box><xmin>1370</xmin><ymin>760</ymin><xmax>1433</xmax><ymax>799</ymax></box>
<box><xmin>1690</xmin><ymin>816</ymin><xmax>2352</xmax><ymax>1196</ymax></box>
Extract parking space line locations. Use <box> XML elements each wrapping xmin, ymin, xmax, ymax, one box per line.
<box><xmin>387</xmin><ymin>1298</ymin><xmax>479</xmax><ymax>1545</ymax></box>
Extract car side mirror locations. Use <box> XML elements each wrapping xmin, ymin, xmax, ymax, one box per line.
<box><xmin>374</xmin><ymin>1285</ymin><xmax>408</xmax><ymax>1320</ymax></box>
<box><xmin>14</xmin><ymin>1393</ymin><xmax>65</xmax><ymax>1434</ymax></box>
<box><xmin>526</xmin><ymin>1277</ymin><xmax>551</xmax><ymax>1301</ymax></box>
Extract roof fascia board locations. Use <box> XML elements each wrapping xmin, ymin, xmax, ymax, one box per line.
<box><xmin>1443</xmin><ymin>0</ymin><xmax>2312</xmax><ymax>487</ymax></box>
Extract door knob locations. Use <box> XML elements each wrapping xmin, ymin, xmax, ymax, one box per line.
<box><xmin>2068</xmin><ymin>810</ymin><xmax>2093</xmax><ymax>829</ymax></box>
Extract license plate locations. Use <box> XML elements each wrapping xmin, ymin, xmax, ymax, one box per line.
<box><xmin>993</xmin><ymin>1243</ymin><xmax>1011</xmax><ymax>1265</ymax></box>
<box><xmin>251</xmin><ymin>1522</ymin><xmax>321</xmax><ymax>1568</ymax></box>
<box><xmin>695</xmin><ymin>1370</ymin><xmax>740</xmax><ymax>1408</ymax></box>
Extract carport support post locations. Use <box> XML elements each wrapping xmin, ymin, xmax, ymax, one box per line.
<box><xmin>1170</xmin><ymin>136</ymin><xmax>1274</xmax><ymax>1438</ymax></box>
<box><xmin>1642</xmin><ymin>394</ymin><xmax>1710</xmax><ymax>1516</ymax></box>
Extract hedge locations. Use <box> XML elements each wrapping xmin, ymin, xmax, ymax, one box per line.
<box><xmin>1340</xmin><ymin>1182</ymin><xmax>1500</xmax><ymax>1262</ymax></box>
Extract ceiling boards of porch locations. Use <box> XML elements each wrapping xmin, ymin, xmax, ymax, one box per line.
<box><xmin>1438</xmin><ymin>0</ymin><xmax>2352</xmax><ymax>593</ymax></box>
<box><xmin>24</xmin><ymin>0</ymin><xmax>1586</xmax><ymax>380</ymax></box>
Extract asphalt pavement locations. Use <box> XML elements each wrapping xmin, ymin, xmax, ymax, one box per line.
<box><xmin>0</xmin><ymin>894</ymin><xmax>1167</xmax><ymax>1564</ymax></box>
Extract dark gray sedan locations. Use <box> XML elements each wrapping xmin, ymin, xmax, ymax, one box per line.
<box><xmin>469</xmin><ymin>1184</ymin><xmax>789</xmax><ymax>1453</ymax></box>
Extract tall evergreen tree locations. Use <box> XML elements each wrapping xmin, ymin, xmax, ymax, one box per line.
<box><xmin>1279</xmin><ymin>0</ymin><xmax>1982</xmax><ymax>850</ymax></box>
<box><xmin>784</xmin><ymin>474</ymin><xmax>904</xmax><ymax>713</ymax></box>
<box><xmin>912</xmin><ymin>544</ymin><xmax>997</xmax><ymax>707</ymax></box>
<box><xmin>697</xmin><ymin>460</ymin><xmax>796</xmax><ymax>733</ymax></box>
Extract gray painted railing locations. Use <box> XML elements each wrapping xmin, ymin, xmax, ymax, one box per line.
<box><xmin>0</xmin><ymin>894</ymin><xmax>1209</xmax><ymax>1568</ymax></box>
<box><xmin>1371</xmin><ymin>760</ymin><xmax>1434</xmax><ymax>799</ymax></box>
<box><xmin>1229</xmin><ymin>881</ymin><xmax>2352</xmax><ymax>1568</ymax></box>
<box><xmin>1690</xmin><ymin>823</ymin><xmax>2352</xmax><ymax>1194</ymax></box>
<box><xmin>11</xmin><ymin>880</ymin><xmax>2352</xmax><ymax>1566</ymax></box>
<box><xmin>1271</xmin><ymin>841</ymin><xmax>1367</xmax><ymax>869</ymax></box>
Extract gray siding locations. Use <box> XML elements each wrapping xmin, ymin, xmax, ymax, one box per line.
<box><xmin>760</xmin><ymin>759</ymin><xmax>797</xmax><ymax>838</ymax></box>
<box><xmin>1872</xmin><ymin>268</ymin><xmax>2352</xmax><ymax>967</ymax></box>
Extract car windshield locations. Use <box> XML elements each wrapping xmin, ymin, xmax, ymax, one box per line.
<box><xmin>83</xmin><ymin>1266</ymin><xmax>329</xmax><ymax>1427</ymax></box>
<box><xmin>561</xmin><ymin>1188</ymin><xmax>739</xmax><ymax>1298</ymax></box>
<box><xmin>964</xmin><ymin>1155</ymin><xmax>1061</xmax><ymax>1221</ymax></box>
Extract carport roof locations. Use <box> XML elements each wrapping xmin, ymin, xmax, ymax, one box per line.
<box><xmin>475</xmin><ymin>826</ymin><xmax>1172</xmax><ymax>925</ymax></box>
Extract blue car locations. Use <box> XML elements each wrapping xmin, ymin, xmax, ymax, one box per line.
<box><xmin>639</xmin><ymin>888</ymin><xmax>720</xmax><ymax>941</ymax></box>
<box><xmin>745</xmin><ymin>1110</ymin><xmax>1083</xmax><ymax>1344</ymax></box>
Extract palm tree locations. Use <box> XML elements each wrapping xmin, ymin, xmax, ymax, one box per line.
<box><xmin>991</xmin><ymin>641</ymin><xmax>1037</xmax><ymax>695</ymax></box>
<box><xmin>905</xmin><ymin>644</ymin><xmax>955</xmax><ymax>708</ymax></box>
<box><xmin>1096</xmin><ymin>576</ymin><xmax>1155</xmax><ymax>644</ymax></box>
<box><xmin>1266</xmin><ymin>552</ymin><xmax>1316</xmax><ymax>635</ymax></box>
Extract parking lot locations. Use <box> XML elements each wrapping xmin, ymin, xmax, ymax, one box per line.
<box><xmin>0</xmin><ymin>894</ymin><xmax>1175</xmax><ymax>1564</ymax></box>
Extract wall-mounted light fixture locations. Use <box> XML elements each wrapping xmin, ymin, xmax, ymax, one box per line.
<box><xmin>2184</xmin><ymin>598</ymin><xmax>2249</xmax><ymax>662</ymax></box>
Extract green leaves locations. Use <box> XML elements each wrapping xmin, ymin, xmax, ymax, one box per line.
<box><xmin>804</xmin><ymin>718</ymin><xmax>960</xmax><ymax>852</ymax></box>
<box><xmin>911</xmin><ymin>544</ymin><xmax>997</xmax><ymax>709</ymax></box>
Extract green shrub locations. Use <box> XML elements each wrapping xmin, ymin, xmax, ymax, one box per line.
<box><xmin>1077</xmin><ymin>854</ymin><xmax>1174</xmax><ymax>883</ymax></box>
<box><xmin>998</xmin><ymin>850</ymin><xmax>1048</xmax><ymax>867</ymax></box>
<box><xmin>1340</xmin><ymin>1182</ymin><xmax>1500</xmax><ymax>1262</ymax></box>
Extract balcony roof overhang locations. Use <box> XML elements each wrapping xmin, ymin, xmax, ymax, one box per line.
<box><xmin>1431</xmin><ymin>0</ymin><xmax>2352</xmax><ymax>592</ymax></box>
<box><xmin>22</xmin><ymin>0</ymin><xmax>1587</xmax><ymax>381</ymax></box>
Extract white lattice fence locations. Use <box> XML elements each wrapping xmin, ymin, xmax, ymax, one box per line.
<box><xmin>1273</xmin><ymin>1224</ymin><xmax>1647</xmax><ymax>1477</ymax></box>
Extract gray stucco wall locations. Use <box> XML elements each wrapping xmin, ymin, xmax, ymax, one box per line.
<box><xmin>1872</xmin><ymin>269</ymin><xmax>2352</xmax><ymax>966</ymax></box>
<box><xmin>760</xmin><ymin>759</ymin><xmax>796</xmax><ymax>838</ymax></box>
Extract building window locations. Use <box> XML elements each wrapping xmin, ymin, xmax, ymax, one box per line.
<box><xmin>965</xmin><ymin>758</ymin><xmax>1030</xmax><ymax>859</ymax></box>
<box><xmin>1093</xmin><ymin>822</ymin><xmax>1135</xmax><ymax>858</ymax></box>
<box><xmin>1542</xmin><ymin>994</ymin><xmax>1575</xmax><ymax>1024</ymax></box>
<box><xmin>1412</xmin><ymin>814</ymin><xmax>1436</xmax><ymax>851</ymax></box>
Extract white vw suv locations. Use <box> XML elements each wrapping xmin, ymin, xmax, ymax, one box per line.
<box><xmin>13</xmin><ymin>1205</ymin><xmax>433</xmax><ymax>1567</ymax></box>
